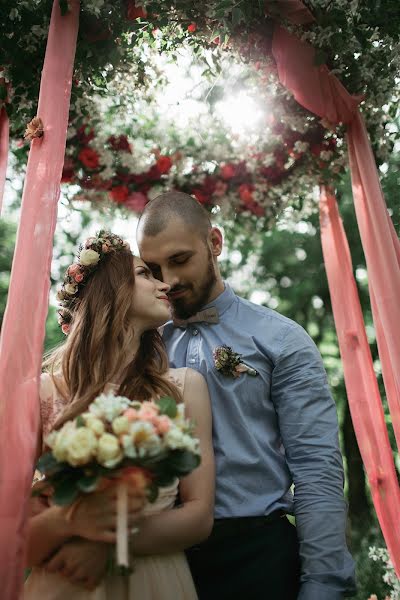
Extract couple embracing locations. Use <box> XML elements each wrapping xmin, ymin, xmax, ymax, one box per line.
<box><xmin>25</xmin><ymin>192</ymin><xmax>355</xmax><ymax>600</ymax></box>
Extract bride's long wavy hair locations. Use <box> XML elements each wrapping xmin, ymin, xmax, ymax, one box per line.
<box><xmin>45</xmin><ymin>247</ymin><xmax>181</xmax><ymax>429</ymax></box>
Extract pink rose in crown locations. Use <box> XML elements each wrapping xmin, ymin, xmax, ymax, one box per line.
<box><xmin>68</xmin><ymin>263</ymin><xmax>81</xmax><ymax>277</ymax></box>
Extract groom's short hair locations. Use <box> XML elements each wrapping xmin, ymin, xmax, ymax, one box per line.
<box><xmin>138</xmin><ymin>191</ymin><xmax>212</xmax><ymax>239</ymax></box>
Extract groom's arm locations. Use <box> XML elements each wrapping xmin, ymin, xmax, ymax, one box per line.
<box><xmin>271</xmin><ymin>324</ymin><xmax>356</xmax><ymax>600</ymax></box>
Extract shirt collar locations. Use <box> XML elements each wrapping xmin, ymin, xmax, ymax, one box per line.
<box><xmin>202</xmin><ymin>282</ymin><xmax>236</xmax><ymax>317</ymax></box>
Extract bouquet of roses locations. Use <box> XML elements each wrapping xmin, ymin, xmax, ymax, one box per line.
<box><xmin>35</xmin><ymin>392</ymin><xmax>201</xmax><ymax>569</ymax></box>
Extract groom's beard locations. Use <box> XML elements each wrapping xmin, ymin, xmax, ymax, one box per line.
<box><xmin>169</xmin><ymin>250</ymin><xmax>217</xmax><ymax>320</ymax></box>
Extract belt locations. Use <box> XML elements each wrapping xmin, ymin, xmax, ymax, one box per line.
<box><xmin>211</xmin><ymin>510</ymin><xmax>286</xmax><ymax>537</ymax></box>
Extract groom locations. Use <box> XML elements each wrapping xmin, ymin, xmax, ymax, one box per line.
<box><xmin>136</xmin><ymin>191</ymin><xmax>356</xmax><ymax>600</ymax></box>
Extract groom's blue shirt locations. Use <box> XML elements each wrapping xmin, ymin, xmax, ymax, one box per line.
<box><xmin>163</xmin><ymin>283</ymin><xmax>356</xmax><ymax>600</ymax></box>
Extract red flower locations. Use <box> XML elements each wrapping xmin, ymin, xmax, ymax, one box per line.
<box><xmin>108</xmin><ymin>134</ymin><xmax>132</xmax><ymax>153</ymax></box>
<box><xmin>126</xmin><ymin>1</ymin><xmax>147</xmax><ymax>20</ymax></box>
<box><xmin>220</xmin><ymin>164</ymin><xmax>236</xmax><ymax>180</ymax></box>
<box><xmin>192</xmin><ymin>189</ymin><xmax>210</xmax><ymax>205</ymax></box>
<box><xmin>76</xmin><ymin>125</ymin><xmax>94</xmax><ymax>144</ymax></box>
<box><xmin>187</xmin><ymin>23</ymin><xmax>197</xmax><ymax>33</ymax></box>
<box><xmin>109</xmin><ymin>185</ymin><xmax>129</xmax><ymax>203</ymax></box>
<box><xmin>311</xmin><ymin>144</ymin><xmax>323</xmax><ymax>157</ymax></box>
<box><xmin>78</xmin><ymin>148</ymin><xmax>100</xmax><ymax>169</ymax></box>
<box><xmin>156</xmin><ymin>155</ymin><xmax>172</xmax><ymax>174</ymax></box>
<box><xmin>239</xmin><ymin>183</ymin><xmax>255</xmax><ymax>205</ymax></box>
<box><xmin>61</xmin><ymin>157</ymin><xmax>75</xmax><ymax>183</ymax></box>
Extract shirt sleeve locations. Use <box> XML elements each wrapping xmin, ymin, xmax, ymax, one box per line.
<box><xmin>271</xmin><ymin>324</ymin><xmax>356</xmax><ymax>599</ymax></box>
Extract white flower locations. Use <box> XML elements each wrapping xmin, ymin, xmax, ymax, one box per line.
<box><xmin>97</xmin><ymin>433</ymin><xmax>123</xmax><ymax>468</ymax></box>
<box><xmin>130</xmin><ymin>421</ymin><xmax>162</xmax><ymax>457</ymax></box>
<box><xmin>83</xmin><ymin>413</ymin><xmax>105</xmax><ymax>436</ymax></box>
<box><xmin>66</xmin><ymin>427</ymin><xmax>98</xmax><ymax>466</ymax></box>
<box><xmin>320</xmin><ymin>150</ymin><xmax>333</xmax><ymax>161</ymax></box>
<box><xmin>89</xmin><ymin>393</ymin><xmax>131</xmax><ymax>422</ymax></box>
<box><xmin>112</xmin><ymin>415</ymin><xmax>130</xmax><ymax>435</ymax></box>
<box><xmin>46</xmin><ymin>422</ymin><xmax>74</xmax><ymax>462</ymax></box>
<box><xmin>79</xmin><ymin>248</ymin><xmax>100</xmax><ymax>266</ymax></box>
<box><xmin>64</xmin><ymin>283</ymin><xmax>78</xmax><ymax>295</ymax></box>
<box><xmin>164</xmin><ymin>426</ymin><xmax>186</xmax><ymax>450</ymax></box>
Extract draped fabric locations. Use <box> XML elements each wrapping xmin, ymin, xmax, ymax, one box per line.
<box><xmin>0</xmin><ymin>107</ymin><xmax>9</xmax><ymax>214</ymax></box>
<box><xmin>319</xmin><ymin>187</ymin><xmax>400</xmax><ymax>569</ymax></box>
<box><xmin>271</xmin><ymin>0</ymin><xmax>400</xmax><ymax>575</ymax></box>
<box><xmin>0</xmin><ymin>2</ymin><xmax>80</xmax><ymax>598</ymax></box>
<box><xmin>347</xmin><ymin>114</ymin><xmax>400</xmax><ymax>451</ymax></box>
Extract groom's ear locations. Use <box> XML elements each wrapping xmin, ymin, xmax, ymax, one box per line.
<box><xmin>209</xmin><ymin>227</ymin><xmax>223</xmax><ymax>257</ymax></box>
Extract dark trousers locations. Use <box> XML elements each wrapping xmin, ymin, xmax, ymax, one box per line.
<box><xmin>186</xmin><ymin>512</ymin><xmax>300</xmax><ymax>600</ymax></box>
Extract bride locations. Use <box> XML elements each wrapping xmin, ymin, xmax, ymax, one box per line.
<box><xmin>24</xmin><ymin>230</ymin><xmax>214</xmax><ymax>599</ymax></box>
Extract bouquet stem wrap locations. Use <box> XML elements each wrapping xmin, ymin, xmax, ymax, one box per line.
<box><xmin>116</xmin><ymin>480</ymin><xmax>129</xmax><ymax>568</ymax></box>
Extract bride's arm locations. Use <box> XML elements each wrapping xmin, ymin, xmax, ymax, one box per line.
<box><xmin>26</xmin><ymin>376</ymin><xmax>145</xmax><ymax>567</ymax></box>
<box><xmin>131</xmin><ymin>368</ymin><xmax>215</xmax><ymax>555</ymax></box>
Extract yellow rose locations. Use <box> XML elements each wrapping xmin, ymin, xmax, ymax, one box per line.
<box><xmin>97</xmin><ymin>433</ymin><xmax>123</xmax><ymax>468</ymax></box>
<box><xmin>66</xmin><ymin>427</ymin><xmax>98</xmax><ymax>467</ymax></box>
<box><xmin>80</xmin><ymin>248</ymin><xmax>100</xmax><ymax>266</ymax></box>
<box><xmin>112</xmin><ymin>415</ymin><xmax>130</xmax><ymax>435</ymax></box>
<box><xmin>50</xmin><ymin>422</ymin><xmax>74</xmax><ymax>462</ymax></box>
<box><xmin>84</xmin><ymin>414</ymin><xmax>105</xmax><ymax>437</ymax></box>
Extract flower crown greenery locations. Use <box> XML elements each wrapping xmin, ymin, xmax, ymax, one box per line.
<box><xmin>56</xmin><ymin>230</ymin><xmax>131</xmax><ymax>335</ymax></box>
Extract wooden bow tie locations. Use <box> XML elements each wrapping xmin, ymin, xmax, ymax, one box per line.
<box><xmin>173</xmin><ymin>307</ymin><xmax>219</xmax><ymax>328</ymax></box>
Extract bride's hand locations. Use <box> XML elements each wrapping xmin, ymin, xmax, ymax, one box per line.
<box><xmin>66</xmin><ymin>483</ymin><xmax>146</xmax><ymax>543</ymax></box>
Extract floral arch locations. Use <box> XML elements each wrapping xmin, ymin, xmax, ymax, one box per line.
<box><xmin>0</xmin><ymin>1</ymin><xmax>400</xmax><ymax>596</ymax></box>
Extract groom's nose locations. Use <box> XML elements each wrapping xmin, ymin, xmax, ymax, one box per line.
<box><xmin>160</xmin><ymin>268</ymin><xmax>179</xmax><ymax>289</ymax></box>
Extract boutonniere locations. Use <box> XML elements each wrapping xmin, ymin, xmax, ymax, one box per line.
<box><xmin>213</xmin><ymin>345</ymin><xmax>258</xmax><ymax>378</ymax></box>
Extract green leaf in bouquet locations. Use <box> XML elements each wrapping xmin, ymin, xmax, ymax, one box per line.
<box><xmin>76</xmin><ymin>415</ymin><xmax>85</xmax><ymax>428</ymax></box>
<box><xmin>156</xmin><ymin>396</ymin><xmax>177</xmax><ymax>419</ymax></box>
<box><xmin>153</xmin><ymin>471</ymin><xmax>176</xmax><ymax>488</ymax></box>
<box><xmin>52</xmin><ymin>477</ymin><xmax>80</xmax><ymax>506</ymax></box>
<box><xmin>167</xmin><ymin>450</ymin><xmax>201</xmax><ymax>476</ymax></box>
<box><xmin>77</xmin><ymin>473</ymin><xmax>100</xmax><ymax>493</ymax></box>
<box><xmin>147</xmin><ymin>482</ymin><xmax>159</xmax><ymax>503</ymax></box>
<box><xmin>37</xmin><ymin>452</ymin><xmax>65</xmax><ymax>476</ymax></box>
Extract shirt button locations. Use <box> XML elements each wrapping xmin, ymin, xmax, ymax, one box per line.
<box><xmin>192</xmin><ymin>328</ymin><xmax>199</xmax><ymax>336</ymax></box>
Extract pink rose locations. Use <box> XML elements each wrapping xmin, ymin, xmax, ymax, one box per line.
<box><xmin>124</xmin><ymin>408</ymin><xmax>139</xmax><ymax>422</ymax></box>
<box><xmin>61</xmin><ymin>323</ymin><xmax>70</xmax><ymax>335</ymax></box>
<box><xmin>68</xmin><ymin>263</ymin><xmax>81</xmax><ymax>276</ymax></box>
<box><xmin>102</xmin><ymin>243</ymin><xmax>111</xmax><ymax>253</ymax></box>
<box><xmin>74</xmin><ymin>273</ymin><xmax>84</xmax><ymax>283</ymax></box>
<box><xmin>154</xmin><ymin>415</ymin><xmax>171</xmax><ymax>434</ymax></box>
<box><xmin>138</xmin><ymin>406</ymin><xmax>159</xmax><ymax>421</ymax></box>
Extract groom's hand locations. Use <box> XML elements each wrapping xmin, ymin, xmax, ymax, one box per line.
<box><xmin>44</xmin><ymin>538</ymin><xmax>109</xmax><ymax>590</ymax></box>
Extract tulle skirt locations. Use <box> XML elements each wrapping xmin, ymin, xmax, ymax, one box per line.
<box><xmin>24</xmin><ymin>551</ymin><xmax>198</xmax><ymax>600</ymax></box>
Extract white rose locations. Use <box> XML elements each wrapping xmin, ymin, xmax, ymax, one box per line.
<box><xmin>97</xmin><ymin>433</ymin><xmax>123</xmax><ymax>468</ymax></box>
<box><xmin>80</xmin><ymin>248</ymin><xmax>100</xmax><ymax>266</ymax></box>
<box><xmin>66</xmin><ymin>427</ymin><xmax>98</xmax><ymax>466</ymax></box>
<box><xmin>112</xmin><ymin>415</ymin><xmax>130</xmax><ymax>435</ymax></box>
<box><xmin>130</xmin><ymin>421</ymin><xmax>162</xmax><ymax>458</ymax></box>
<box><xmin>64</xmin><ymin>283</ymin><xmax>78</xmax><ymax>295</ymax></box>
<box><xmin>83</xmin><ymin>414</ymin><xmax>105</xmax><ymax>437</ymax></box>
<box><xmin>164</xmin><ymin>426</ymin><xmax>187</xmax><ymax>450</ymax></box>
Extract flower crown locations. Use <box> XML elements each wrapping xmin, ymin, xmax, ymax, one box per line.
<box><xmin>57</xmin><ymin>230</ymin><xmax>131</xmax><ymax>335</ymax></box>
